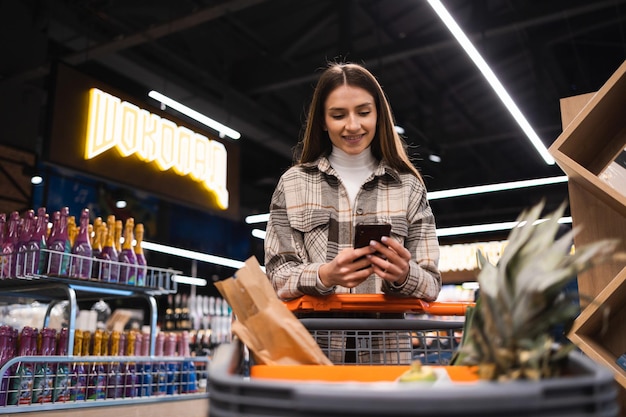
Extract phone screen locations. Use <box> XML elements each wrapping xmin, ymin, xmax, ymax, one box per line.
<box><xmin>354</xmin><ymin>223</ymin><xmax>392</xmax><ymax>248</ymax></box>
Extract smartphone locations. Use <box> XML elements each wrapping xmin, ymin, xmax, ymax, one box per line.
<box><xmin>354</xmin><ymin>223</ymin><xmax>392</xmax><ymax>248</ymax></box>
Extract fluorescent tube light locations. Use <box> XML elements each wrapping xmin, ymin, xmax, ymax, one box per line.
<box><xmin>148</xmin><ymin>90</ymin><xmax>241</xmax><ymax>140</ymax></box>
<box><xmin>246</xmin><ymin>213</ymin><xmax>270</xmax><ymax>224</ymax></box>
<box><xmin>244</xmin><ymin>176</ymin><xmax>569</xmax><ymax>223</ymax></box>
<box><xmin>142</xmin><ymin>240</ymin><xmax>245</xmax><ymax>269</ymax></box>
<box><xmin>435</xmin><ymin>216</ymin><xmax>572</xmax><ymax>237</ymax></box>
<box><xmin>252</xmin><ymin>229</ymin><xmax>267</xmax><ymax>240</ymax></box>
<box><xmin>426</xmin><ymin>0</ymin><xmax>555</xmax><ymax>165</ymax></box>
<box><xmin>172</xmin><ymin>275</ymin><xmax>208</xmax><ymax>286</ymax></box>
<box><xmin>427</xmin><ymin>175</ymin><xmax>567</xmax><ymax>200</ymax></box>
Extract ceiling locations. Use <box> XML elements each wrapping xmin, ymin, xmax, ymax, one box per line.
<box><xmin>2</xmin><ymin>0</ymin><xmax>626</xmax><ymax>243</ymax></box>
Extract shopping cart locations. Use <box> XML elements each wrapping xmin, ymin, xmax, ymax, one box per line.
<box><xmin>207</xmin><ymin>294</ymin><xmax>618</xmax><ymax>417</ymax></box>
<box><xmin>283</xmin><ymin>294</ymin><xmax>470</xmax><ymax>366</ymax></box>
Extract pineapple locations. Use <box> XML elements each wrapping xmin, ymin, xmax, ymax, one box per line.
<box><xmin>451</xmin><ymin>201</ymin><xmax>620</xmax><ymax>381</ymax></box>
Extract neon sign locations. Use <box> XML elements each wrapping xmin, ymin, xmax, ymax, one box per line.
<box><xmin>84</xmin><ymin>88</ymin><xmax>229</xmax><ymax>209</ymax></box>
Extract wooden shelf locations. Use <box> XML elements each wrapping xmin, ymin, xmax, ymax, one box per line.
<box><xmin>549</xmin><ymin>59</ymin><xmax>626</xmax><ymax>411</ymax></box>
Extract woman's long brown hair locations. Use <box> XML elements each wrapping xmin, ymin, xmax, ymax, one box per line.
<box><xmin>297</xmin><ymin>62</ymin><xmax>423</xmax><ymax>182</ymax></box>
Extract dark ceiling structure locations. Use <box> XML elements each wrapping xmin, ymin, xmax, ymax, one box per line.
<box><xmin>2</xmin><ymin>0</ymin><xmax>626</xmax><ymax>243</ymax></box>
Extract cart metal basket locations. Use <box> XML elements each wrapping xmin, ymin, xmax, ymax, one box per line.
<box><xmin>207</xmin><ymin>295</ymin><xmax>619</xmax><ymax>417</ymax></box>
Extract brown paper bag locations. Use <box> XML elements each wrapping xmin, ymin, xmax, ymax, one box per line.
<box><xmin>215</xmin><ymin>256</ymin><xmax>332</xmax><ymax>365</ymax></box>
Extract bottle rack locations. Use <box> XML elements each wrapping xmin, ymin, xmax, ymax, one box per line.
<box><xmin>0</xmin><ymin>355</ymin><xmax>209</xmax><ymax>411</ymax></box>
<box><xmin>0</xmin><ymin>250</ymin><xmax>210</xmax><ymax>413</ymax></box>
<box><xmin>3</xmin><ymin>249</ymin><xmax>178</xmax><ymax>294</ymax></box>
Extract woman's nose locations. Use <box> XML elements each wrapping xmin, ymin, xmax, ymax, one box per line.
<box><xmin>345</xmin><ymin>113</ymin><xmax>360</xmax><ymax>131</ymax></box>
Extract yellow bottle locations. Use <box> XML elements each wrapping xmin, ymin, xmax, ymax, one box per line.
<box><xmin>70</xmin><ymin>330</ymin><xmax>87</xmax><ymax>401</ymax></box>
<box><xmin>134</xmin><ymin>223</ymin><xmax>147</xmax><ymax>286</ymax></box>
<box><xmin>119</xmin><ymin>218</ymin><xmax>137</xmax><ymax>285</ymax></box>
<box><xmin>114</xmin><ymin>220</ymin><xmax>123</xmax><ymax>254</ymax></box>
<box><xmin>67</xmin><ymin>216</ymin><xmax>77</xmax><ymax>248</ymax></box>
<box><xmin>91</xmin><ymin>217</ymin><xmax>103</xmax><ymax>248</ymax></box>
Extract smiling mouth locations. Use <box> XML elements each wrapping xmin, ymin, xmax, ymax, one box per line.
<box><xmin>344</xmin><ymin>134</ymin><xmax>364</xmax><ymax>141</ymax></box>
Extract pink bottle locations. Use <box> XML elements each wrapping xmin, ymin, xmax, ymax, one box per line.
<box><xmin>16</xmin><ymin>210</ymin><xmax>35</xmax><ymax>276</ymax></box>
<box><xmin>0</xmin><ymin>325</ymin><xmax>16</xmax><ymax>406</ymax></box>
<box><xmin>53</xmin><ymin>328</ymin><xmax>71</xmax><ymax>403</ymax></box>
<box><xmin>71</xmin><ymin>208</ymin><xmax>93</xmax><ymax>279</ymax></box>
<box><xmin>48</xmin><ymin>207</ymin><xmax>70</xmax><ymax>276</ymax></box>
<box><xmin>26</xmin><ymin>207</ymin><xmax>48</xmax><ymax>275</ymax></box>
<box><xmin>8</xmin><ymin>326</ymin><xmax>35</xmax><ymax>405</ymax></box>
<box><xmin>1</xmin><ymin>212</ymin><xmax>20</xmax><ymax>278</ymax></box>
<box><xmin>0</xmin><ymin>214</ymin><xmax>6</xmax><ymax>279</ymax></box>
<box><xmin>33</xmin><ymin>327</ymin><xmax>56</xmax><ymax>403</ymax></box>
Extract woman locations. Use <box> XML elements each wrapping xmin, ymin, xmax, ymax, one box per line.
<box><xmin>264</xmin><ymin>62</ymin><xmax>442</xmax><ymax>364</ymax></box>
<box><xmin>265</xmin><ymin>62</ymin><xmax>441</xmax><ymax>301</ymax></box>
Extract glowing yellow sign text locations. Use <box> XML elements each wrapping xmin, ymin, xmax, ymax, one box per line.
<box><xmin>85</xmin><ymin>88</ymin><xmax>228</xmax><ymax>209</ymax></box>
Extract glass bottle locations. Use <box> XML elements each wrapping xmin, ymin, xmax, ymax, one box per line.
<box><xmin>8</xmin><ymin>326</ymin><xmax>35</xmax><ymax>405</ymax></box>
<box><xmin>90</xmin><ymin>217</ymin><xmax>103</xmax><ymax>254</ymax></box>
<box><xmin>118</xmin><ymin>218</ymin><xmax>137</xmax><ymax>285</ymax></box>
<box><xmin>153</xmin><ymin>331</ymin><xmax>167</xmax><ymax>396</ymax></box>
<box><xmin>16</xmin><ymin>210</ymin><xmax>35</xmax><ymax>276</ymax></box>
<box><xmin>0</xmin><ymin>213</ymin><xmax>5</xmax><ymax>247</ymax></box>
<box><xmin>26</xmin><ymin>207</ymin><xmax>48</xmax><ymax>275</ymax></box>
<box><xmin>48</xmin><ymin>207</ymin><xmax>71</xmax><ymax>276</ymax></box>
<box><xmin>179</xmin><ymin>293</ymin><xmax>191</xmax><ymax>331</ymax></box>
<box><xmin>0</xmin><ymin>211</ymin><xmax>18</xmax><ymax>278</ymax></box>
<box><xmin>178</xmin><ymin>331</ymin><xmax>197</xmax><ymax>393</ymax></box>
<box><xmin>123</xmin><ymin>331</ymin><xmax>138</xmax><ymax>398</ymax></box>
<box><xmin>106</xmin><ymin>330</ymin><xmax>123</xmax><ymax>399</ymax></box>
<box><xmin>173</xmin><ymin>294</ymin><xmax>182</xmax><ymax>330</ymax></box>
<box><xmin>134</xmin><ymin>223</ymin><xmax>147</xmax><ymax>286</ymax></box>
<box><xmin>67</xmin><ymin>215</ymin><xmax>77</xmax><ymax>249</ymax></box>
<box><xmin>164</xmin><ymin>332</ymin><xmax>178</xmax><ymax>395</ymax></box>
<box><xmin>53</xmin><ymin>328</ymin><xmax>70</xmax><ymax>403</ymax></box>
<box><xmin>71</xmin><ymin>208</ymin><xmax>93</xmax><ymax>279</ymax></box>
<box><xmin>139</xmin><ymin>332</ymin><xmax>152</xmax><ymax>397</ymax></box>
<box><xmin>87</xmin><ymin>329</ymin><xmax>106</xmax><ymax>400</ymax></box>
<box><xmin>69</xmin><ymin>329</ymin><xmax>87</xmax><ymax>401</ymax></box>
<box><xmin>32</xmin><ymin>327</ymin><xmax>56</xmax><ymax>403</ymax></box>
<box><xmin>101</xmin><ymin>218</ymin><xmax>119</xmax><ymax>283</ymax></box>
<box><xmin>91</xmin><ymin>221</ymin><xmax>104</xmax><ymax>279</ymax></box>
<box><xmin>164</xmin><ymin>294</ymin><xmax>175</xmax><ymax>331</ymax></box>
<box><xmin>114</xmin><ymin>220</ymin><xmax>123</xmax><ymax>255</ymax></box>
<box><xmin>0</xmin><ymin>325</ymin><xmax>16</xmax><ymax>406</ymax></box>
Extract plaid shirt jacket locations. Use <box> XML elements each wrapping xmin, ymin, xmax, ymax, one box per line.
<box><xmin>265</xmin><ymin>156</ymin><xmax>441</xmax><ymax>302</ymax></box>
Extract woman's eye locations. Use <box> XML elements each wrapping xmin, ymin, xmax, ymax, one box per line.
<box><xmin>359</xmin><ymin>111</ymin><xmax>371</xmax><ymax>116</ymax></box>
<box><xmin>330</xmin><ymin>114</ymin><xmax>344</xmax><ymax>120</ymax></box>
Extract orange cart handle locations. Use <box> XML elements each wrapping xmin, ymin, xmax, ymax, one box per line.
<box><xmin>283</xmin><ymin>294</ymin><xmax>473</xmax><ymax>316</ymax></box>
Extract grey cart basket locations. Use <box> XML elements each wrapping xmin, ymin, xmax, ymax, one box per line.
<box><xmin>207</xmin><ymin>295</ymin><xmax>619</xmax><ymax>417</ymax></box>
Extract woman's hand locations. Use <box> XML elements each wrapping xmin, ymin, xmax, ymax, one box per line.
<box><xmin>318</xmin><ymin>245</ymin><xmax>376</xmax><ymax>288</ymax></box>
<box><xmin>367</xmin><ymin>236</ymin><xmax>411</xmax><ymax>285</ymax></box>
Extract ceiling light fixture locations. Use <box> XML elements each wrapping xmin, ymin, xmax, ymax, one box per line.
<box><xmin>142</xmin><ymin>240</ymin><xmax>246</xmax><ymax>269</ymax></box>
<box><xmin>30</xmin><ymin>175</ymin><xmax>43</xmax><ymax>185</ymax></box>
<box><xmin>148</xmin><ymin>90</ymin><xmax>241</xmax><ymax>140</ymax></box>
<box><xmin>427</xmin><ymin>175</ymin><xmax>567</xmax><ymax>200</ymax></box>
<box><xmin>244</xmin><ymin>175</ymin><xmax>569</xmax><ymax>224</ymax></box>
<box><xmin>426</xmin><ymin>0</ymin><xmax>555</xmax><ymax>165</ymax></box>
<box><xmin>172</xmin><ymin>275</ymin><xmax>208</xmax><ymax>287</ymax></box>
<box><xmin>428</xmin><ymin>153</ymin><xmax>442</xmax><ymax>163</ymax></box>
<box><xmin>435</xmin><ymin>216</ymin><xmax>572</xmax><ymax>237</ymax></box>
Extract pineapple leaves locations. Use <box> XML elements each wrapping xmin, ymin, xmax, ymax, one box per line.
<box><xmin>452</xmin><ymin>200</ymin><xmax>621</xmax><ymax>381</ymax></box>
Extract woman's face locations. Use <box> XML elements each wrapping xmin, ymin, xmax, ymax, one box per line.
<box><xmin>323</xmin><ymin>84</ymin><xmax>377</xmax><ymax>155</ymax></box>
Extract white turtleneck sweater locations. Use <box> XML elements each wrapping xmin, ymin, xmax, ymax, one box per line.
<box><xmin>328</xmin><ymin>146</ymin><xmax>378</xmax><ymax>207</ymax></box>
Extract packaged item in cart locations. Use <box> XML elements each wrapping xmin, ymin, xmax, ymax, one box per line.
<box><xmin>215</xmin><ymin>257</ymin><xmax>332</xmax><ymax>365</ymax></box>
